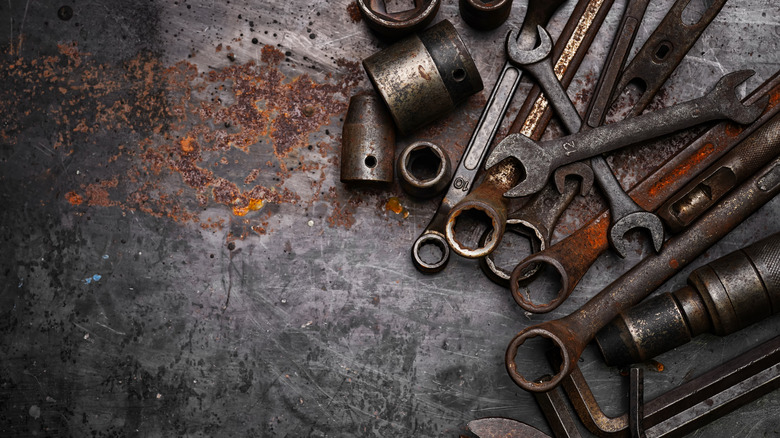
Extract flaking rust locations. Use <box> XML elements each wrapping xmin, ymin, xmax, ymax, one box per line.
<box><xmin>1</xmin><ymin>39</ymin><xmax>378</xmax><ymax>237</ymax></box>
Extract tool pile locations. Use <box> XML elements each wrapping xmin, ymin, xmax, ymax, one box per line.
<box><xmin>342</xmin><ymin>1</ymin><xmax>779</xmax><ymax>436</ymax></box>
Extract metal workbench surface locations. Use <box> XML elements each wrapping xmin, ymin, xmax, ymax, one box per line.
<box><xmin>1</xmin><ymin>0</ymin><xmax>778</xmax><ymax>436</ymax></box>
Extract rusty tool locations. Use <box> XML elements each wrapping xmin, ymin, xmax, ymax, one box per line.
<box><xmin>480</xmin><ymin>164</ymin><xmax>594</xmax><ymax>287</ymax></box>
<box><xmin>409</xmin><ymin>0</ymin><xmax>566</xmax><ymax>273</ymax></box>
<box><xmin>560</xmin><ymin>336</ymin><xmax>780</xmax><ymax>437</ymax></box>
<box><xmin>397</xmin><ymin>141</ymin><xmax>452</xmax><ymax>198</ymax></box>
<box><xmin>363</xmin><ymin>20</ymin><xmax>483</xmax><ymax>135</ymax></box>
<box><xmin>486</xmin><ymin>70</ymin><xmax>767</xmax><ymax>198</ymax></box>
<box><xmin>341</xmin><ymin>94</ymin><xmax>396</xmax><ymax>184</ymax></box>
<box><xmin>460</xmin><ymin>0</ymin><xmax>513</xmax><ymax>31</ymax></box>
<box><xmin>357</xmin><ymin>0</ymin><xmax>441</xmax><ymax>39</ymax></box>
<box><xmin>444</xmin><ymin>0</ymin><xmax>616</xmax><ymax>260</ymax></box>
<box><xmin>509</xmin><ymin>73</ymin><xmax>780</xmax><ymax>313</ymax></box>
<box><xmin>505</xmin><ymin>151</ymin><xmax>780</xmax><ymax>393</ymax></box>
<box><xmin>596</xmin><ymin>231</ymin><xmax>780</xmax><ymax>367</ymax></box>
<box><xmin>507</xmin><ymin>22</ymin><xmax>664</xmax><ymax>260</ymax></box>
<box><xmin>610</xmin><ymin>0</ymin><xmax>727</xmax><ymax>120</ymax></box>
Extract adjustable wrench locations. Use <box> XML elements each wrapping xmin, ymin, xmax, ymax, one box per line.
<box><xmin>486</xmin><ymin>70</ymin><xmax>768</xmax><ymax>198</ymax></box>
<box><xmin>508</xmin><ymin>23</ymin><xmax>664</xmax><ymax>259</ymax></box>
<box><xmin>409</xmin><ymin>0</ymin><xmax>565</xmax><ymax>273</ymax></box>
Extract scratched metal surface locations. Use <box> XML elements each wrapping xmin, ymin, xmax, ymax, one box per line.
<box><xmin>0</xmin><ymin>0</ymin><xmax>778</xmax><ymax>437</ymax></box>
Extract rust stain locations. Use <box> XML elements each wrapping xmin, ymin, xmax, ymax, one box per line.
<box><xmin>385</xmin><ymin>197</ymin><xmax>409</xmax><ymax>219</ymax></box>
<box><xmin>418</xmin><ymin>65</ymin><xmax>431</xmax><ymax>81</ymax></box>
<box><xmin>347</xmin><ymin>1</ymin><xmax>362</xmax><ymax>23</ymax></box>
<box><xmin>65</xmin><ymin>191</ymin><xmax>83</xmax><ymax>205</ymax></box>
<box><xmin>2</xmin><ymin>40</ymin><xmax>365</xmax><ymax>237</ymax></box>
<box><xmin>650</xmin><ymin>359</ymin><xmax>664</xmax><ymax>372</ymax></box>
<box><xmin>669</xmin><ymin>259</ymin><xmax>679</xmax><ymax>269</ymax></box>
<box><xmin>647</xmin><ymin>142</ymin><xmax>715</xmax><ymax>198</ymax></box>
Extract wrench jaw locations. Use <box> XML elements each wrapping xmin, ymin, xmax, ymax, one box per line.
<box><xmin>554</xmin><ymin>162</ymin><xmax>595</xmax><ymax>196</ymax></box>
<box><xmin>485</xmin><ymin>136</ymin><xmax>553</xmax><ymax>198</ymax></box>
<box><xmin>506</xmin><ymin>25</ymin><xmax>553</xmax><ymax>66</ymax></box>
<box><xmin>710</xmin><ymin>70</ymin><xmax>769</xmax><ymax>125</ymax></box>
<box><xmin>608</xmin><ymin>212</ymin><xmax>665</xmax><ymax>259</ymax></box>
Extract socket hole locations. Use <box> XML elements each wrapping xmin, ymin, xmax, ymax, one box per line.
<box><xmin>452</xmin><ymin>208</ymin><xmax>493</xmax><ymax>251</ymax></box>
<box><xmin>418</xmin><ymin>239</ymin><xmax>445</xmax><ymax>266</ymax></box>
<box><xmin>365</xmin><ymin>155</ymin><xmax>377</xmax><ymax>168</ymax></box>
<box><xmin>408</xmin><ymin>147</ymin><xmax>441</xmax><ymax>182</ymax></box>
<box><xmin>452</xmin><ymin>68</ymin><xmax>466</xmax><ymax>82</ymax></box>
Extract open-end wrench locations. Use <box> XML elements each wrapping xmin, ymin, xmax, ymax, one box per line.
<box><xmin>443</xmin><ymin>0</ymin><xmax>616</xmax><ymax>260</ymax></box>
<box><xmin>505</xmin><ymin>152</ymin><xmax>780</xmax><ymax>392</ymax></box>
<box><xmin>509</xmin><ymin>75</ymin><xmax>780</xmax><ymax>313</ymax></box>
<box><xmin>486</xmin><ymin>70</ymin><xmax>768</xmax><ymax>198</ymax></box>
<box><xmin>409</xmin><ymin>0</ymin><xmax>565</xmax><ymax>273</ymax></box>
<box><xmin>480</xmin><ymin>163</ymin><xmax>594</xmax><ymax>287</ymax></box>
<box><xmin>508</xmin><ymin>24</ymin><xmax>664</xmax><ymax>260</ymax></box>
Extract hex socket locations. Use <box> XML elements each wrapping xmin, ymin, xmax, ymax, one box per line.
<box><xmin>362</xmin><ymin>19</ymin><xmax>483</xmax><ymax>134</ymax></box>
<box><xmin>596</xmin><ymin>232</ymin><xmax>780</xmax><ymax>366</ymax></box>
<box><xmin>397</xmin><ymin>141</ymin><xmax>451</xmax><ymax>198</ymax></box>
<box><xmin>340</xmin><ymin>94</ymin><xmax>396</xmax><ymax>184</ymax></box>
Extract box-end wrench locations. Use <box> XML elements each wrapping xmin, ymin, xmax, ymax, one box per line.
<box><xmin>508</xmin><ymin>24</ymin><xmax>664</xmax><ymax>260</ymax></box>
<box><xmin>479</xmin><ymin>163</ymin><xmax>594</xmax><ymax>287</ymax></box>
<box><xmin>485</xmin><ymin>70</ymin><xmax>768</xmax><ymax>198</ymax></box>
<box><xmin>505</xmin><ymin>151</ymin><xmax>780</xmax><ymax>393</ymax></box>
<box><xmin>409</xmin><ymin>0</ymin><xmax>565</xmax><ymax>273</ymax></box>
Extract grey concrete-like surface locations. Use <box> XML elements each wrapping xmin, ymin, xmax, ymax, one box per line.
<box><xmin>1</xmin><ymin>0</ymin><xmax>778</xmax><ymax>436</ymax></box>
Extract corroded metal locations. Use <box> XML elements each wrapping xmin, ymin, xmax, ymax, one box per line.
<box><xmin>410</xmin><ymin>0</ymin><xmax>565</xmax><ymax>273</ymax></box>
<box><xmin>509</xmin><ymin>73</ymin><xmax>780</xmax><ymax>313</ymax></box>
<box><xmin>357</xmin><ymin>0</ymin><xmax>441</xmax><ymax>39</ymax></box>
<box><xmin>505</xmin><ymin>151</ymin><xmax>780</xmax><ymax>393</ymax></box>
<box><xmin>363</xmin><ymin>20</ymin><xmax>482</xmax><ymax>135</ymax></box>
<box><xmin>340</xmin><ymin>94</ymin><xmax>396</xmax><ymax>184</ymax></box>
<box><xmin>444</xmin><ymin>0</ymin><xmax>615</xmax><ymax>260</ymax></box>
<box><xmin>596</xmin><ymin>231</ymin><xmax>780</xmax><ymax>366</ymax></box>
<box><xmin>397</xmin><ymin>140</ymin><xmax>451</xmax><ymax>198</ymax></box>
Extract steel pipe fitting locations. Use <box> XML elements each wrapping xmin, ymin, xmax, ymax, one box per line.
<box><xmin>397</xmin><ymin>141</ymin><xmax>451</xmax><ymax>198</ymax></box>
<box><xmin>340</xmin><ymin>94</ymin><xmax>396</xmax><ymax>184</ymax></box>
<box><xmin>357</xmin><ymin>0</ymin><xmax>441</xmax><ymax>40</ymax></box>
<box><xmin>459</xmin><ymin>0</ymin><xmax>513</xmax><ymax>31</ymax></box>
<box><xmin>596</xmin><ymin>232</ymin><xmax>780</xmax><ymax>366</ymax></box>
<box><xmin>362</xmin><ymin>19</ymin><xmax>483</xmax><ymax>135</ymax></box>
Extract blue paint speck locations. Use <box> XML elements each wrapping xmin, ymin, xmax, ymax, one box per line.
<box><xmin>102</xmin><ymin>254</ymin><xmax>109</xmax><ymax>260</ymax></box>
<box><xmin>84</xmin><ymin>274</ymin><xmax>102</xmax><ymax>284</ymax></box>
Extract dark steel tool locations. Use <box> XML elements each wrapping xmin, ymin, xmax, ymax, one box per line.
<box><xmin>507</xmin><ymin>22</ymin><xmax>664</xmax><ymax>261</ymax></box>
<box><xmin>485</xmin><ymin>70</ymin><xmax>767</xmax><ymax>198</ymax></box>
<box><xmin>363</xmin><ymin>20</ymin><xmax>483</xmax><ymax>135</ymax></box>
<box><xmin>341</xmin><ymin>94</ymin><xmax>395</xmax><ymax>184</ymax></box>
<box><xmin>509</xmin><ymin>73</ymin><xmax>780</xmax><ymax>312</ymax></box>
<box><xmin>444</xmin><ymin>0</ymin><xmax>616</xmax><ymax>260</ymax></box>
<box><xmin>460</xmin><ymin>0</ymin><xmax>513</xmax><ymax>31</ymax></box>
<box><xmin>357</xmin><ymin>0</ymin><xmax>441</xmax><ymax>39</ymax></box>
<box><xmin>596</xmin><ymin>231</ymin><xmax>780</xmax><ymax>366</ymax></box>
<box><xmin>560</xmin><ymin>336</ymin><xmax>780</xmax><ymax>437</ymax></box>
<box><xmin>480</xmin><ymin>164</ymin><xmax>594</xmax><ymax>287</ymax></box>
<box><xmin>610</xmin><ymin>0</ymin><xmax>727</xmax><ymax>120</ymax></box>
<box><xmin>397</xmin><ymin>140</ymin><xmax>452</xmax><ymax>198</ymax></box>
<box><xmin>505</xmin><ymin>151</ymin><xmax>780</xmax><ymax>393</ymax></box>
<box><xmin>468</xmin><ymin>417</ymin><xmax>552</xmax><ymax>438</ymax></box>
<box><xmin>409</xmin><ymin>0</ymin><xmax>566</xmax><ymax>273</ymax></box>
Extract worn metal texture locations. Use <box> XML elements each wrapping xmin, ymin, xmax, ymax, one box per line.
<box><xmin>0</xmin><ymin>1</ymin><xmax>778</xmax><ymax>438</ymax></box>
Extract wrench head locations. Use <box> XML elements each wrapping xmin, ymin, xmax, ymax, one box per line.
<box><xmin>608</xmin><ymin>211</ymin><xmax>664</xmax><ymax>258</ymax></box>
<box><xmin>553</xmin><ymin>161</ymin><xmax>594</xmax><ymax>196</ymax></box>
<box><xmin>710</xmin><ymin>70</ymin><xmax>769</xmax><ymax>125</ymax></box>
<box><xmin>506</xmin><ymin>25</ymin><xmax>552</xmax><ymax>66</ymax></box>
<box><xmin>485</xmin><ymin>134</ymin><xmax>552</xmax><ymax>198</ymax></box>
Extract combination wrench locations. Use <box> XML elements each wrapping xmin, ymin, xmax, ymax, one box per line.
<box><xmin>409</xmin><ymin>0</ymin><xmax>565</xmax><ymax>273</ymax></box>
<box><xmin>508</xmin><ymin>23</ymin><xmax>664</xmax><ymax>261</ymax></box>
<box><xmin>485</xmin><ymin>69</ymin><xmax>768</xmax><ymax>198</ymax></box>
